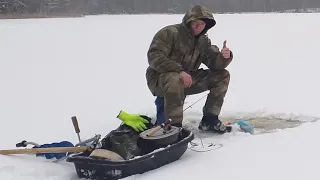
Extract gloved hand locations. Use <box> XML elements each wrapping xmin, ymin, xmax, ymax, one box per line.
<box><xmin>117</xmin><ymin>110</ymin><xmax>149</xmax><ymax>132</ymax></box>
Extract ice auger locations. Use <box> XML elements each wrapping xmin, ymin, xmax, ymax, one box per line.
<box><xmin>0</xmin><ymin>116</ymin><xmax>101</xmax><ymax>163</ymax></box>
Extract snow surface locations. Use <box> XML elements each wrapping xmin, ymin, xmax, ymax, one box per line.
<box><xmin>0</xmin><ymin>13</ymin><xmax>320</xmax><ymax>179</ymax></box>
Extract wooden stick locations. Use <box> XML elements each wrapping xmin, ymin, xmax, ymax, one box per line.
<box><xmin>0</xmin><ymin>146</ymin><xmax>90</xmax><ymax>155</ymax></box>
<box><xmin>146</xmin><ymin>119</ymin><xmax>172</xmax><ymax>137</ymax></box>
<box><xmin>71</xmin><ymin>116</ymin><xmax>81</xmax><ymax>143</ymax></box>
<box><xmin>146</xmin><ymin>126</ymin><xmax>162</xmax><ymax>137</ymax></box>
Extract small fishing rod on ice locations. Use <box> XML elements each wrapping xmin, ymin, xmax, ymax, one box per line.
<box><xmin>183</xmin><ymin>93</ymin><xmax>209</xmax><ymax>112</ymax></box>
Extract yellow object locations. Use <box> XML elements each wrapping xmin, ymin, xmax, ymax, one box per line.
<box><xmin>117</xmin><ymin>110</ymin><xmax>149</xmax><ymax>132</ymax></box>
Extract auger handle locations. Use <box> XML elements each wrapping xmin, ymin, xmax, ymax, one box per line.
<box><xmin>71</xmin><ymin>116</ymin><xmax>80</xmax><ymax>134</ymax></box>
<box><xmin>71</xmin><ymin>116</ymin><xmax>81</xmax><ymax>143</ymax></box>
<box><xmin>0</xmin><ymin>146</ymin><xmax>90</xmax><ymax>155</ymax></box>
<box><xmin>16</xmin><ymin>140</ymin><xmax>27</xmax><ymax>148</ymax></box>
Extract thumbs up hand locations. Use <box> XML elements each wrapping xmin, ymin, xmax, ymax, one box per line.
<box><xmin>221</xmin><ymin>40</ymin><xmax>231</xmax><ymax>59</ymax></box>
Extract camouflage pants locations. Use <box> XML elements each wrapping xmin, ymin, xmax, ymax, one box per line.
<box><xmin>152</xmin><ymin>68</ymin><xmax>230</xmax><ymax>125</ymax></box>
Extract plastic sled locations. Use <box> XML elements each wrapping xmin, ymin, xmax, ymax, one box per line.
<box><xmin>66</xmin><ymin>127</ymin><xmax>194</xmax><ymax>180</ymax></box>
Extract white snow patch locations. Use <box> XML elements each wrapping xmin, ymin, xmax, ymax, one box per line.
<box><xmin>0</xmin><ymin>13</ymin><xmax>319</xmax><ymax>180</ymax></box>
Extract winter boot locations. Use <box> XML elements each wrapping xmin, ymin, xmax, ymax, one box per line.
<box><xmin>198</xmin><ymin>114</ymin><xmax>232</xmax><ymax>134</ymax></box>
<box><xmin>154</xmin><ymin>96</ymin><xmax>165</xmax><ymax>125</ymax></box>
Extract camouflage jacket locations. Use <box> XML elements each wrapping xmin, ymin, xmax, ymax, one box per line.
<box><xmin>146</xmin><ymin>5</ymin><xmax>233</xmax><ymax>95</ymax></box>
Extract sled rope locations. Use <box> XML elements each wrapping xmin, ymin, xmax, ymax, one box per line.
<box><xmin>183</xmin><ymin>93</ymin><xmax>221</xmax><ymax>152</ymax></box>
<box><xmin>188</xmin><ymin>141</ymin><xmax>223</xmax><ymax>152</ymax></box>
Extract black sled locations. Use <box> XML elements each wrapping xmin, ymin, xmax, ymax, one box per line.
<box><xmin>66</xmin><ymin>119</ymin><xmax>194</xmax><ymax>180</ymax></box>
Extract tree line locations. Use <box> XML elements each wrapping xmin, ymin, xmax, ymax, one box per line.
<box><xmin>1</xmin><ymin>0</ymin><xmax>319</xmax><ymax>16</ymax></box>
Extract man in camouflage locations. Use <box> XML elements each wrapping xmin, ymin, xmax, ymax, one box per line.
<box><xmin>145</xmin><ymin>5</ymin><xmax>233</xmax><ymax>133</ymax></box>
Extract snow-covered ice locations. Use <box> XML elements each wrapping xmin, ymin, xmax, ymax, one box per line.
<box><xmin>0</xmin><ymin>12</ymin><xmax>320</xmax><ymax>179</ymax></box>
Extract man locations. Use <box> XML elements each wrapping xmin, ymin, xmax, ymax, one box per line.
<box><xmin>145</xmin><ymin>5</ymin><xmax>233</xmax><ymax>134</ymax></box>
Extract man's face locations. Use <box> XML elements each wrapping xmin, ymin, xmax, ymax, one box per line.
<box><xmin>190</xmin><ymin>19</ymin><xmax>206</xmax><ymax>35</ymax></box>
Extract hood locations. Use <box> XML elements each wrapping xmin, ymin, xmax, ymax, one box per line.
<box><xmin>182</xmin><ymin>5</ymin><xmax>216</xmax><ymax>35</ymax></box>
